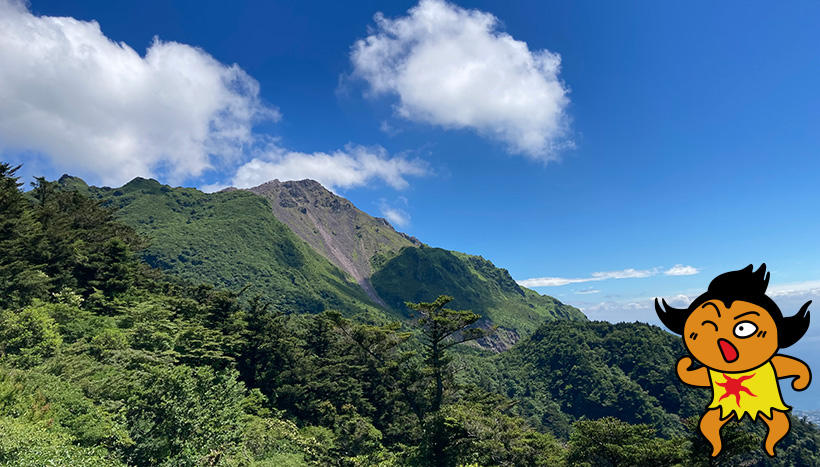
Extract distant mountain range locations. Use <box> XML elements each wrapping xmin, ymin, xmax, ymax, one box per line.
<box><xmin>57</xmin><ymin>175</ymin><xmax>584</xmax><ymax>350</ymax></box>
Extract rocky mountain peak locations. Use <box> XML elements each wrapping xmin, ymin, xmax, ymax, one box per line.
<box><xmin>246</xmin><ymin>179</ymin><xmax>420</xmax><ymax>307</ymax></box>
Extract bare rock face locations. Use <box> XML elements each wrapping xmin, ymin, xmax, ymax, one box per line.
<box><xmin>247</xmin><ymin>179</ymin><xmax>421</xmax><ymax>306</ymax></box>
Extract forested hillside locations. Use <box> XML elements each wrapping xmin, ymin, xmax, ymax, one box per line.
<box><xmin>64</xmin><ymin>175</ymin><xmax>584</xmax><ymax>350</ymax></box>
<box><xmin>66</xmin><ymin>175</ymin><xmax>385</xmax><ymax>320</ymax></box>
<box><xmin>3</xmin><ymin>163</ymin><xmax>820</xmax><ymax>466</ymax></box>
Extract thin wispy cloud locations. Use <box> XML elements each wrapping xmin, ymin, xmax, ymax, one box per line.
<box><xmin>580</xmin><ymin>277</ymin><xmax>820</xmax><ymax>326</ymax></box>
<box><xmin>517</xmin><ymin>265</ymin><xmax>700</xmax><ymax>287</ymax></box>
<box><xmin>350</xmin><ymin>0</ymin><xmax>571</xmax><ymax>159</ymax></box>
<box><xmin>766</xmin><ymin>280</ymin><xmax>820</xmax><ymax>298</ymax></box>
<box><xmin>664</xmin><ymin>264</ymin><xmax>700</xmax><ymax>276</ymax></box>
<box><xmin>575</xmin><ymin>293</ymin><xmax>695</xmax><ymax>324</ymax></box>
<box><xmin>381</xmin><ymin>207</ymin><xmax>411</xmax><ymax>228</ymax></box>
<box><xmin>378</xmin><ymin>198</ymin><xmax>412</xmax><ymax>228</ymax></box>
<box><xmin>575</xmin><ymin>288</ymin><xmax>600</xmax><ymax>295</ymax></box>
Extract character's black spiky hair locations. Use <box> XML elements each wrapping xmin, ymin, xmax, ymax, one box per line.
<box><xmin>655</xmin><ymin>264</ymin><xmax>811</xmax><ymax>348</ymax></box>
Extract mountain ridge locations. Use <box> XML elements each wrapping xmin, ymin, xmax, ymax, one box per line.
<box><xmin>59</xmin><ymin>174</ymin><xmax>585</xmax><ymax>350</ymax></box>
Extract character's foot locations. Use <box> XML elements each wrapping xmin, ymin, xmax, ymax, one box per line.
<box><xmin>710</xmin><ymin>445</ymin><xmax>722</xmax><ymax>457</ymax></box>
<box><xmin>762</xmin><ymin>410</ymin><xmax>789</xmax><ymax>457</ymax></box>
<box><xmin>700</xmin><ymin>408</ymin><xmax>730</xmax><ymax>458</ymax></box>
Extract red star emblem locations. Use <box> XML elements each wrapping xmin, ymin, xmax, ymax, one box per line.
<box><xmin>717</xmin><ymin>373</ymin><xmax>756</xmax><ymax>406</ymax></box>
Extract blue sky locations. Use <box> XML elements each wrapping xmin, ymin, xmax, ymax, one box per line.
<box><xmin>3</xmin><ymin>1</ymin><xmax>820</xmax><ymax>407</ymax></box>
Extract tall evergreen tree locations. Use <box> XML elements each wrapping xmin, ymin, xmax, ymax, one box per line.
<box><xmin>405</xmin><ymin>295</ymin><xmax>490</xmax><ymax>466</ymax></box>
<box><xmin>0</xmin><ymin>163</ymin><xmax>49</xmax><ymax>308</ymax></box>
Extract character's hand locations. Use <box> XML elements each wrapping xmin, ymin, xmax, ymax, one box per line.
<box><xmin>676</xmin><ymin>356</ymin><xmax>694</xmax><ymax>376</ymax></box>
<box><xmin>792</xmin><ymin>371</ymin><xmax>811</xmax><ymax>391</ymax></box>
<box><xmin>676</xmin><ymin>356</ymin><xmax>710</xmax><ymax>386</ymax></box>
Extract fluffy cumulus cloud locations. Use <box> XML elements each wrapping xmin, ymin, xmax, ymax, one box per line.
<box><xmin>350</xmin><ymin>0</ymin><xmax>571</xmax><ymax>158</ymax></box>
<box><xmin>228</xmin><ymin>144</ymin><xmax>427</xmax><ymax>192</ymax></box>
<box><xmin>0</xmin><ymin>0</ymin><xmax>277</xmax><ymax>186</ymax></box>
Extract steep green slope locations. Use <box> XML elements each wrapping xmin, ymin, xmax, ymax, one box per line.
<box><xmin>371</xmin><ymin>246</ymin><xmax>585</xmax><ymax>349</ymax></box>
<box><xmin>67</xmin><ymin>176</ymin><xmax>384</xmax><ymax>318</ymax></box>
<box><xmin>495</xmin><ymin>320</ymin><xmax>704</xmax><ymax>436</ymax></box>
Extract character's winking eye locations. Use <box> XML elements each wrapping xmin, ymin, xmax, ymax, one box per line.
<box><xmin>701</xmin><ymin>320</ymin><xmax>718</xmax><ymax>331</ymax></box>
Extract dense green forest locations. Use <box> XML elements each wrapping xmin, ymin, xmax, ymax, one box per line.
<box><xmin>2</xmin><ymin>163</ymin><xmax>820</xmax><ymax>466</ymax></box>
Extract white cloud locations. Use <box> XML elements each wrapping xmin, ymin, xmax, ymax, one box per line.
<box><xmin>351</xmin><ymin>0</ymin><xmax>570</xmax><ymax>158</ymax></box>
<box><xmin>519</xmin><ymin>265</ymin><xmax>705</xmax><ymax>288</ymax></box>
<box><xmin>199</xmin><ymin>183</ymin><xmax>230</xmax><ymax>194</ymax></box>
<box><xmin>664</xmin><ymin>264</ymin><xmax>700</xmax><ymax>276</ymax></box>
<box><xmin>517</xmin><ymin>267</ymin><xmax>658</xmax><ymax>287</ymax></box>
<box><xmin>378</xmin><ymin>198</ymin><xmax>411</xmax><ymax>228</ymax></box>
<box><xmin>575</xmin><ymin>289</ymin><xmax>600</xmax><ymax>295</ymax></box>
<box><xmin>229</xmin><ymin>144</ymin><xmax>427</xmax><ymax>192</ymax></box>
<box><xmin>591</xmin><ymin>268</ymin><xmax>656</xmax><ymax>280</ymax></box>
<box><xmin>0</xmin><ymin>0</ymin><xmax>277</xmax><ymax>186</ymax></box>
<box><xmin>576</xmin><ymin>293</ymin><xmax>695</xmax><ymax>324</ymax></box>
<box><xmin>519</xmin><ymin>277</ymin><xmax>592</xmax><ymax>287</ymax></box>
<box><xmin>767</xmin><ymin>280</ymin><xmax>820</xmax><ymax>298</ymax></box>
<box><xmin>578</xmin><ymin>277</ymin><xmax>820</xmax><ymax>325</ymax></box>
<box><xmin>381</xmin><ymin>207</ymin><xmax>410</xmax><ymax>228</ymax></box>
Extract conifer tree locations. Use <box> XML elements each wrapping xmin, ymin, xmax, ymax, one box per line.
<box><xmin>0</xmin><ymin>163</ymin><xmax>49</xmax><ymax>308</ymax></box>
<box><xmin>405</xmin><ymin>295</ymin><xmax>490</xmax><ymax>466</ymax></box>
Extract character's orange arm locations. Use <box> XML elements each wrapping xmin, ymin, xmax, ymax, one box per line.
<box><xmin>676</xmin><ymin>356</ymin><xmax>710</xmax><ymax>387</ymax></box>
<box><xmin>772</xmin><ymin>355</ymin><xmax>812</xmax><ymax>391</ymax></box>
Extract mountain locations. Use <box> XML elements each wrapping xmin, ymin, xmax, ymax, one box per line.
<box><xmin>62</xmin><ymin>175</ymin><xmax>584</xmax><ymax>348</ymax></box>
<box><xmin>71</xmin><ymin>176</ymin><xmax>385</xmax><ymax>320</ymax></box>
<box><xmin>371</xmin><ymin>246</ymin><xmax>585</xmax><ymax>349</ymax></box>
<box><xmin>244</xmin><ymin>179</ymin><xmax>584</xmax><ymax>348</ymax></box>
<box><xmin>248</xmin><ymin>179</ymin><xmax>421</xmax><ymax>307</ymax></box>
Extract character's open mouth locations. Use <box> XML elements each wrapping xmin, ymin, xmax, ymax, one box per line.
<box><xmin>718</xmin><ymin>338</ymin><xmax>739</xmax><ymax>363</ymax></box>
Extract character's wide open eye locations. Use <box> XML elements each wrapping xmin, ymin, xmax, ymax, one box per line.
<box><xmin>733</xmin><ymin>321</ymin><xmax>758</xmax><ymax>338</ymax></box>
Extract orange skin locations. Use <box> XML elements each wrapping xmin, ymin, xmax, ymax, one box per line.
<box><xmin>675</xmin><ymin>299</ymin><xmax>812</xmax><ymax>457</ymax></box>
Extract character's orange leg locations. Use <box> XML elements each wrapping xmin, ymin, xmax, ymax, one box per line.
<box><xmin>761</xmin><ymin>410</ymin><xmax>790</xmax><ymax>457</ymax></box>
<box><xmin>700</xmin><ymin>408</ymin><xmax>732</xmax><ymax>457</ymax></box>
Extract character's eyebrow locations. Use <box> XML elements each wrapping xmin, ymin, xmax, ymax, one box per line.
<box><xmin>701</xmin><ymin>302</ymin><xmax>721</xmax><ymax>318</ymax></box>
<box><xmin>733</xmin><ymin>311</ymin><xmax>760</xmax><ymax>320</ymax></box>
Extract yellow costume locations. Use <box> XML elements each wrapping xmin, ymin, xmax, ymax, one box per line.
<box><xmin>708</xmin><ymin>361</ymin><xmax>789</xmax><ymax>421</ymax></box>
